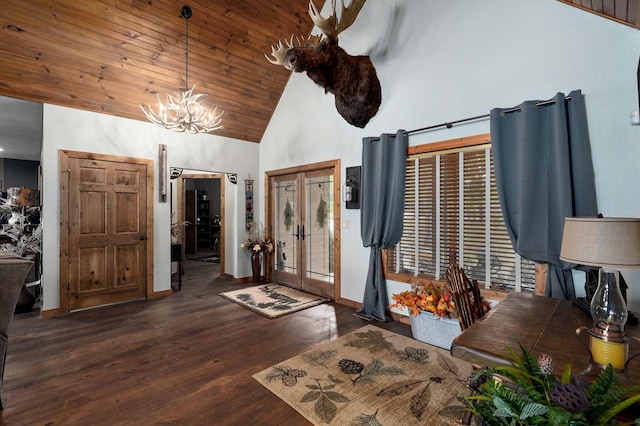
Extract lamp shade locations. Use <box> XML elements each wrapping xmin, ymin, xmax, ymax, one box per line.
<box><xmin>560</xmin><ymin>217</ymin><xmax>640</xmax><ymax>269</ymax></box>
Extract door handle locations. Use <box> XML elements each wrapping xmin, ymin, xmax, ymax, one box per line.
<box><xmin>136</xmin><ymin>235</ymin><xmax>146</xmax><ymax>241</ymax></box>
<box><xmin>300</xmin><ymin>225</ymin><xmax>305</xmax><ymax>240</ymax></box>
<box><xmin>293</xmin><ymin>225</ymin><xmax>300</xmax><ymax>240</ymax></box>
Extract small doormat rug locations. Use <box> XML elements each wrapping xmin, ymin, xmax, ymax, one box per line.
<box><xmin>199</xmin><ymin>256</ymin><xmax>219</xmax><ymax>263</ymax></box>
<box><xmin>219</xmin><ymin>284</ymin><xmax>328</xmax><ymax>318</ymax></box>
<box><xmin>253</xmin><ymin>325</ymin><xmax>472</xmax><ymax>425</ymax></box>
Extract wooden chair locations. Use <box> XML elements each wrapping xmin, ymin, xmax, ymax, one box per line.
<box><xmin>445</xmin><ymin>263</ymin><xmax>487</xmax><ymax>425</ymax></box>
<box><xmin>445</xmin><ymin>264</ymin><xmax>485</xmax><ymax>331</ymax></box>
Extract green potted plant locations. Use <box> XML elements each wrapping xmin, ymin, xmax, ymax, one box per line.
<box><xmin>465</xmin><ymin>344</ymin><xmax>640</xmax><ymax>425</ymax></box>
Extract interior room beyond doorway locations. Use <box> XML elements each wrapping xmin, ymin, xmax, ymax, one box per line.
<box><xmin>173</xmin><ymin>171</ymin><xmax>226</xmax><ymax>284</ymax></box>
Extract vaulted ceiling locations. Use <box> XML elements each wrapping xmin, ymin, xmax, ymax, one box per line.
<box><xmin>0</xmin><ymin>0</ymin><xmax>637</xmax><ymax>146</ymax></box>
<box><xmin>0</xmin><ymin>0</ymin><xmax>321</xmax><ymax>143</ymax></box>
<box><xmin>557</xmin><ymin>0</ymin><xmax>639</xmax><ymax>28</ymax></box>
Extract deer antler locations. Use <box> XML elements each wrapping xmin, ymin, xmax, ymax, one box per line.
<box><xmin>295</xmin><ymin>34</ymin><xmax>323</xmax><ymax>48</ymax></box>
<box><xmin>265</xmin><ymin>36</ymin><xmax>295</xmax><ymax>66</ymax></box>
<box><xmin>265</xmin><ymin>35</ymin><xmax>323</xmax><ymax>66</ymax></box>
<box><xmin>308</xmin><ymin>0</ymin><xmax>367</xmax><ymax>39</ymax></box>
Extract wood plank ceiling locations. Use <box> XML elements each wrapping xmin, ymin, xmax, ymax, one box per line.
<box><xmin>0</xmin><ymin>1</ymin><xmax>636</xmax><ymax>144</ymax></box>
<box><xmin>0</xmin><ymin>0</ymin><xmax>320</xmax><ymax>143</ymax></box>
<box><xmin>557</xmin><ymin>0</ymin><xmax>640</xmax><ymax>28</ymax></box>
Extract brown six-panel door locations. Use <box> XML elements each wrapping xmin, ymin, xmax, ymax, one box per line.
<box><xmin>60</xmin><ymin>151</ymin><xmax>152</xmax><ymax>312</ymax></box>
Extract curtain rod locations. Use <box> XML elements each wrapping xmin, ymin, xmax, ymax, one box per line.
<box><xmin>406</xmin><ymin>113</ymin><xmax>489</xmax><ymax>135</ymax></box>
<box><xmin>406</xmin><ymin>95</ymin><xmax>572</xmax><ymax>136</ymax></box>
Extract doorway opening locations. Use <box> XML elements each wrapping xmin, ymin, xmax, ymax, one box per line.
<box><xmin>174</xmin><ymin>172</ymin><xmax>225</xmax><ymax>282</ymax></box>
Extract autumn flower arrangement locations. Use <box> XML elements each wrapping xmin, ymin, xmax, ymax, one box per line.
<box><xmin>390</xmin><ymin>281</ymin><xmax>490</xmax><ymax>319</ymax></box>
<box><xmin>390</xmin><ymin>281</ymin><xmax>457</xmax><ymax>318</ymax></box>
<box><xmin>241</xmin><ymin>232</ymin><xmax>274</xmax><ymax>254</ymax></box>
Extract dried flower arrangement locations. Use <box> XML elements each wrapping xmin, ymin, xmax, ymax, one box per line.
<box><xmin>170</xmin><ymin>212</ymin><xmax>190</xmax><ymax>242</ymax></box>
<box><xmin>390</xmin><ymin>280</ymin><xmax>490</xmax><ymax>319</ymax></box>
<box><xmin>0</xmin><ymin>197</ymin><xmax>42</xmax><ymax>258</ymax></box>
<box><xmin>241</xmin><ymin>224</ymin><xmax>273</xmax><ymax>254</ymax></box>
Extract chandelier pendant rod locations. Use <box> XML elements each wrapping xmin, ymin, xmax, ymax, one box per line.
<box><xmin>183</xmin><ymin>6</ymin><xmax>193</xmax><ymax>126</ymax></box>
<box><xmin>139</xmin><ymin>5</ymin><xmax>223</xmax><ymax>133</ymax></box>
<box><xmin>184</xmin><ymin>7</ymin><xmax>189</xmax><ymax>90</ymax></box>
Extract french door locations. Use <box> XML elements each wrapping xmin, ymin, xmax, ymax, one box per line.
<box><xmin>268</xmin><ymin>162</ymin><xmax>340</xmax><ymax>300</ymax></box>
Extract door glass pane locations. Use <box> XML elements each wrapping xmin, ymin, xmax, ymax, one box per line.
<box><xmin>274</xmin><ymin>179</ymin><xmax>297</xmax><ymax>274</ymax></box>
<box><xmin>305</xmin><ymin>174</ymin><xmax>334</xmax><ymax>283</ymax></box>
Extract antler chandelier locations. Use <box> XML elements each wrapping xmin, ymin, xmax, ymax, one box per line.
<box><xmin>140</xmin><ymin>5</ymin><xmax>223</xmax><ymax>134</ymax></box>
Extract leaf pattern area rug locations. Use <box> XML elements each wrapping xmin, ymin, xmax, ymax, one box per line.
<box><xmin>220</xmin><ymin>284</ymin><xmax>328</xmax><ymax>318</ymax></box>
<box><xmin>253</xmin><ymin>324</ymin><xmax>474</xmax><ymax>425</ymax></box>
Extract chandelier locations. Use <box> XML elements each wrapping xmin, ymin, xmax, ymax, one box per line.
<box><xmin>140</xmin><ymin>5</ymin><xmax>223</xmax><ymax>134</ymax></box>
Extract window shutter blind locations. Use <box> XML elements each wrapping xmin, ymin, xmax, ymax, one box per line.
<box><xmin>462</xmin><ymin>149</ymin><xmax>487</xmax><ymax>279</ymax></box>
<box><xmin>386</xmin><ymin>141</ymin><xmax>535</xmax><ymax>292</ymax></box>
<box><xmin>394</xmin><ymin>158</ymin><xmax>417</xmax><ymax>275</ymax></box>
<box><xmin>438</xmin><ymin>153</ymin><xmax>459</xmax><ymax>278</ymax></box>
<box><xmin>418</xmin><ymin>157</ymin><xmax>436</xmax><ymax>276</ymax></box>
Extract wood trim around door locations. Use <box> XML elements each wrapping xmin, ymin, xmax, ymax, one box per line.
<box><xmin>265</xmin><ymin>159</ymin><xmax>341</xmax><ymax>301</ymax></box>
<box><xmin>58</xmin><ymin>150</ymin><xmax>154</xmax><ymax>315</ymax></box>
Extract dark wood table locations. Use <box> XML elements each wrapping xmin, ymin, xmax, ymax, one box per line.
<box><xmin>450</xmin><ymin>291</ymin><xmax>640</xmax><ymax>383</ymax></box>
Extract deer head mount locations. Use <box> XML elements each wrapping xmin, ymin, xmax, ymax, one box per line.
<box><xmin>266</xmin><ymin>0</ymin><xmax>381</xmax><ymax>128</ymax></box>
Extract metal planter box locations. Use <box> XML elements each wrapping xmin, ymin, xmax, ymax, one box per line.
<box><xmin>410</xmin><ymin>311</ymin><xmax>462</xmax><ymax>350</ymax></box>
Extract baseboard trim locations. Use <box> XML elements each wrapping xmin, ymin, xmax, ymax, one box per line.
<box><xmin>41</xmin><ymin>308</ymin><xmax>60</xmax><ymax>318</ymax></box>
<box><xmin>151</xmin><ymin>289</ymin><xmax>173</xmax><ymax>298</ymax></box>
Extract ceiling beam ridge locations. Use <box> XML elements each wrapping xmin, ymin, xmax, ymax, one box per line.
<box><xmin>556</xmin><ymin>0</ymin><xmax>638</xmax><ymax>28</ymax></box>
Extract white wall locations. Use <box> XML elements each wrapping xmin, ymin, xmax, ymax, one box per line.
<box><xmin>41</xmin><ymin>105</ymin><xmax>259</xmax><ymax>311</ymax></box>
<box><xmin>35</xmin><ymin>0</ymin><xmax>640</xmax><ymax>313</ymax></box>
<box><xmin>260</xmin><ymin>1</ymin><xmax>640</xmax><ymax>310</ymax></box>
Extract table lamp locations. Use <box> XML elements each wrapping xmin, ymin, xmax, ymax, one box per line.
<box><xmin>560</xmin><ymin>217</ymin><xmax>640</xmax><ymax>371</ymax></box>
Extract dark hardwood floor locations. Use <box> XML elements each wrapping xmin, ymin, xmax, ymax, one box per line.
<box><xmin>1</xmin><ymin>258</ymin><xmax>411</xmax><ymax>425</ymax></box>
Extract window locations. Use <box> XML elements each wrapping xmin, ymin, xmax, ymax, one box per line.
<box><xmin>385</xmin><ymin>134</ymin><xmax>535</xmax><ymax>292</ymax></box>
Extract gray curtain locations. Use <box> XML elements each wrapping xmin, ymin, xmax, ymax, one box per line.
<box><xmin>356</xmin><ymin>130</ymin><xmax>408</xmax><ymax>321</ymax></box>
<box><xmin>490</xmin><ymin>90</ymin><xmax>598</xmax><ymax>299</ymax></box>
